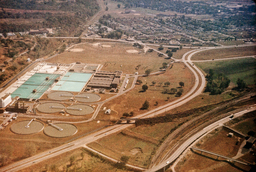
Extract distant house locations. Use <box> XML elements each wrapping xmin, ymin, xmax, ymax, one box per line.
<box><xmin>29</xmin><ymin>29</ymin><xmax>49</xmax><ymax>36</ymax></box>
<box><xmin>7</xmin><ymin>32</ymin><xmax>16</xmax><ymax>37</ymax></box>
<box><xmin>105</xmin><ymin>109</ymin><xmax>111</xmax><ymax>114</ymax></box>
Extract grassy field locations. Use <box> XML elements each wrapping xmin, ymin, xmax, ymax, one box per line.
<box><xmin>216</xmin><ymin>40</ymin><xmax>245</xmax><ymax>46</ymax></box>
<box><xmin>195</xmin><ymin>58</ymin><xmax>256</xmax><ymax>85</ymax></box>
<box><xmin>129</xmin><ymin>118</ymin><xmax>188</xmax><ymax>141</ymax></box>
<box><xmin>21</xmin><ymin>148</ymin><xmax>133</xmax><ymax>172</ymax></box>
<box><xmin>47</xmin><ymin>42</ymin><xmax>169</xmax><ymax>74</ymax></box>
<box><xmin>193</xmin><ymin>46</ymin><xmax>256</xmax><ymax>60</ymax></box>
<box><xmin>175</xmin><ymin>128</ymin><xmax>250</xmax><ymax>172</ymax></box>
<box><xmin>232</xmin><ymin>118</ymin><xmax>256</xmax><ymax>136</ymax></box>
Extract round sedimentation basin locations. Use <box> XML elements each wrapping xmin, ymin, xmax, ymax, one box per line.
<box><xmin>44</xmin><ymin>123</ymin><xmax>77</xmax><ymax>138</ymax></box>
<box><xmin>11</xmin><ymin>120</ymin><xmax>44</xmax><ymax>135</ymax></box>
<box><xmin>66</xmin><ymin>104</ymin><xmax>94</xmax><ymax>116</ymax></box>
<box><xmin>48</xmin><ymin>91</ymin><xmax>73</xmax><ymax>101</ymax></box>
<box><xmin>75</xmin><ymin>93</ymin><xmax>101</xmax><ymax>102</ymax></box>
<box><xmin>37</xmin><ymin>102</ymin><xmax>65</xmax><ymax>113</ymax></box>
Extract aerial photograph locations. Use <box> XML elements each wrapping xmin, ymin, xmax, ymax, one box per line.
<box><xmin>0</xmin><ymin>0</ymin><xmax>255</xmax><ymax>172</ymax></box>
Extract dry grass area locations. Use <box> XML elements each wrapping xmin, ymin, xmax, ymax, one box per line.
<box><xmin>100</xmin><ymin>62</ymin><xmax>194</xmax><ymax>119</ymax></box>
<box><xmin>193</xmin><ymin>46</ymin><xmax>256</xmax><ymax>60</ymax></box>
<box><xmin>175</xmin><ymin>128</ymin><xmax>249</xmax><ymax>172</ymax></box>
<box><xmin>88</xmin><ymin>132</ymin><xmax>157</xmax><ymax>168</ymax></box>
<box><xmin>216</xmin><ymin>40</ymin><xmax>245</xmax><ymax>46</ymax></box>
<box><xmin>129</xmin><ymin>118</ymin><xmax>189</xmax><ymax>141</ymax></box>
<box><xmin>47</xmin><ymin>42</ymin><xmax>169</xmax><ymax>74</ymax></box>
<box><xmin>166</xmin><ymin>91</ymin><xmax>237</xmax><ymax>115</ymax></box>
<box><xmin>21</xmin><ymin>148</ymin><xmax>133</xmax><ymax>172</ymax></box>
<box><xmin>173</xmin><ymin>48</ymin><xmax>193</xmax><ymax>59</ymax></box>
<box><xmin>232</xmin><ymin>117</ymin><xmax>256</xmax><ymax>135</ymax></box>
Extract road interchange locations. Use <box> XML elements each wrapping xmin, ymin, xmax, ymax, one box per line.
<box><xmin>1</xmin><ymin>42</ymin><xmax>255</xmax><ymax>172</ymax></box>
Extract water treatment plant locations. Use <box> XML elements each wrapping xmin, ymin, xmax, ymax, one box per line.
<box><xmin>0</xmin><ymin>61</ymin><xmax>124</xmax><ymax>138</ymax></box>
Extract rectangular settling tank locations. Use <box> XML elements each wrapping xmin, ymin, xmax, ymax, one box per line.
<box><xmin>11</xmin><ymin>73</ymin><xmax>60</xmax><ymax>99</ymax></box>
<box><xmin>52</xmin><ymin>72</ymin><xmax>92</xmax><ymax>92</ymax></box>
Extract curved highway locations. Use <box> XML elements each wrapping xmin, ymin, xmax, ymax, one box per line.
<box><xmin>1</xmin><ymin>40</ymin><xmax>255</xmax><ymax>171</ymax></box>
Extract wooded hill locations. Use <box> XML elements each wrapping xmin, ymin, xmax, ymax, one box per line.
<box><xmin>0</xmin><ymin>0</ymin><xmax>99</xmax><ymax>36</ymax></box>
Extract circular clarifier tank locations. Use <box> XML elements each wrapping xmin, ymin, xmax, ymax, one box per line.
<box><xmin>37</xmin><ymin>102</ymin><xmax>65</xmax><ymax>113</ymax></box>
<box><xmin>66</xmin><ymin>104</ymin><xmax>94</xmax><ymax>116</ymax></box>
<box><xmin>48</xmin><ymin>91</ymin><xmax>73</xmax><ymax>101</ymax></box>
<box><xmin>75</xmin><ymin>93</ymin><xmax>101</xmax><ymax>102</ymax></box>
<box><xmin>11</xmin><ymin>120</ymin><xmax>44</xmax><ymax>135</ymax></box>
<box><xmin>44</xmin><ymin>123</ymin><xmax>77</xmax><ymax>138</ymax></box>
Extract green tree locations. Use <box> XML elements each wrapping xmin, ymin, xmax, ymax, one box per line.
<box><xmin>129</xmin><ymin>111</ymin><xmax>134</xmax><ymax>116</ymax></box>
<box><xmin>141</xmin><ymin>100</ymin><xmax>149</xmax><ymax>110</ymax></box>
<box><xmin>179</xmin><ymin>81</ymin><xmax>184</xmax><ymax>87</ymax></box>
<box><xmin>176</xmin><ymin>91</ymin><xmax>182</xmax><ymax>97</ymax></box>
<box><xmin>105</xmin><ymin>6</ymin><xmax>108</xmax><ymax>11</ymax></box>
<box><xmin>81</xmin><ymin>152</ymin><xmax>84</xmax><ymax>160</ymax></box>
<box><xmin>137</xmin><ymin>79</ymin><xmax>142</xmax><ymax>85</ymax></box>
<box><xmin>117</xmin><ymin>4</ymin><xmax>121</xmax><ymax>8</ymax></box>
<box><xmin>158</xmin><ymin>45</ymin><xmax>164</xmax><ymax>51</ymax></box>
<box><xmin>162</xmin><ymin>62</ymin><xmax>168</xmax><ymax>68</ymax></box>
<box><xmin>237</xmin><ymin>78</ymin><xmax>246</xmax><ymax>91</ymax></box>
<box><xmin>168</xmin><ymin>51</ymin><xmax>173</xmax><ymax>58</ymax></box>
<box><xmin>142</xmin><ymin>84</ymin><xmax>148</xmax><ymax>92</ymax></box>
<box><xmin>70</xmin><ymin>156</ymin><xmax>75</xmax><ymax>165</ymax></box>
<box><xmin>120</xmin><ymin>156</ymin><xmax>129</xmax><ymax>164</ymax></box>
<box><xmin>145</xmin><ymin>69</ymin><xmax>152</xmax><ymax>76</ymax></box>
<box><xmin>170</xmin><ymin>88</ymin><xmax>177</xmax><ymax>94</ymax></box>
<box><xmin>152</xmin><ymin>81</ymin><xmax>156</xmax><ymax>85</ymax></box>
<box><xmin>123</xmin><ymin>112</ymin><xmax>129</xmax><ymax>117</ymax></box>
<box><xmin>164</xmin><ymin>81</ymin><xmax>170</xmax><ymax>87</ymax></box>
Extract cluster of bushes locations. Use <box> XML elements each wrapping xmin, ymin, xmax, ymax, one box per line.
<box><xmin>1</xmin><ymin>38</ymin><xmax>30</xmax><ymax>58</ymax></box>
<box><xmin>122</xmin><ymin>111</ymin><xmax>134</xmax><ymax>117</ymax></box>
<box><xmin>205</xmin><ymin>69</ymin><xmax>230</xmax><ymax>95</ymax></box>
<box><xmin>135</xmin><ymin>104</ymin><xmax>215</xmax><ymax>126</ymax></box>
<box><xmin>162</xmin><ymin>87</ymin><xmax>183</xmax><ymax>97</ymax></box>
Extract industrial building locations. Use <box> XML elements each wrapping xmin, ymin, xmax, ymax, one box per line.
<box><xmin>87</xmin><ymin>71</ymin><xmax>122</xmax><ymax>89</ymax></box>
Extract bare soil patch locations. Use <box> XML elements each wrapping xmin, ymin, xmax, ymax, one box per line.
<box><xmin>88</xmin><ymin>132</ymin><xmax>156</xmax><ymax>168</ymax></box>
<box><xmin>46</xmin><ymin>42</ymin><xmax>169</xmax><ymax>74</ymax></box>
<box><xmin>69</xmin><ymin>48</ymin><xmax>84</xmax><ymax>52</ymax></box>
<box><xmin>21</xmin><ymin>148</ymin><xmax>132</xmax><ymax>172</ymax></box>
<box><xmin>126</xmin><ymin>49</ymin><xmax>139</xmax><ymax>53</ymax></box>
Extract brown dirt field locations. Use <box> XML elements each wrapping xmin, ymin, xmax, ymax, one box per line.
<box><xmin>101</xmin><ymin>62</ymin><xmax>194</xmax><ymax>119</ymax></box>
<box><xmin>47</xmin><ymin>42</ymin><xmax>169</xmax><ymax>74</ymax></box>
<box><xmin>173</xmin><ymin>48</ymin><xmax>193</xmax><ymax>59</ymax></box>
<box><xmin>193</xmin><ymin>46</ymin><xmax>256</xmax><ymax>60</ymax></box>
<box><xmin>21</xmin><ymin>148</ymin><xmax>133</xmax><ymax>172</ymax></box>
<box><xmin>88</xmin><ymin>132</ymin><xmax>157</xmax><ymax>168</ymax></box>
<box><xmin>175</xmin><ymin>128</ymin><xmax>247</xmax><ymax>172</ymax></box>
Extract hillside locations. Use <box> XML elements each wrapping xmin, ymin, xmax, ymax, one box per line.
<box><xmin>0</xmin><ymin>0</ymin><xmax>99</xmax><ymax>36</ymax></box>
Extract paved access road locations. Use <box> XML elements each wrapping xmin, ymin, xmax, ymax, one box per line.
<box><xmin>0</xmin><ymin>44</ymin><xmax>205</xmax><ymax>172</ymax></box>
<box><xmin>1</xmin><ymin>41</ymin><xmax>255</xmax><ymax>172</ymax></box>
<box><xmin>147</xmin><ymin>105</ymin><xmax>256</xmax><ymax>172</ymax></box>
